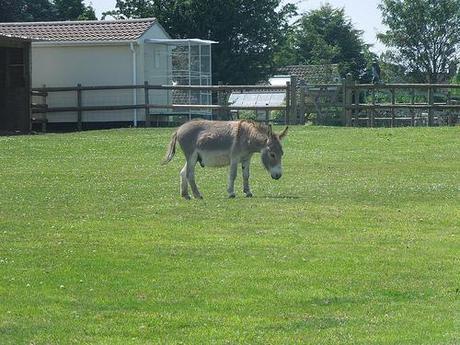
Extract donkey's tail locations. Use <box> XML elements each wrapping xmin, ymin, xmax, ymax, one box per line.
<box><xmin>162</xmin><ymin>131</ymin><xmax>178</xmax><ymax>165</ymax></box>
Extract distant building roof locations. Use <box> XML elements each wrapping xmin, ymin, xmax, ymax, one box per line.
<box><xmin>269</xmin><ymin>76</ymin><xmax>291</xmax><ymax>86</ymax></box>
<box><xmin>0</xmin><ymin>33</ymin><xmax>31</xmax><ymax>42</ymax></box>
<box><xmin>0</xmin><ymin>18</ymin><xmax>157</xmax><ymax>42</ymax></box>
<box><xmin>277</xmin><ymin>64</ymin><xmax>341</xmax><ymax>84</ymax></box>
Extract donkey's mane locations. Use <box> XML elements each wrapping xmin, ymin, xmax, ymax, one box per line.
<box><xmin>234</xmin><ymin>120</ymin><xmax>271</xmax><ymax>148</ymax></box>
<box><xmin>238</xmin><ymin>119</ymin><xmax>269</xmax><ymax>135</ymax></box>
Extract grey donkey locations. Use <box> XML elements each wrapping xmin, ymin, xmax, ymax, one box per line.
<box><xmin>162</xmin><ymin>120</ymin><xmax>288</xmax><ymax>199</ymax></box>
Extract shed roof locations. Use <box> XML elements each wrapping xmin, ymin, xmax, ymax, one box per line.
<box><xmin>277</xmin><ymin>64</ymin><xmax>341</xmax><ymax>84</ymax></box>
<box><xmin>0</xmin><ymin>18</ymin><xmax>157</xmax><ymax>42</ymax></box>
<box><xmin>0</xmin><ymin>33</ymin><xmax>31</xmax><ymax>41</ymax></box>
<box><xmin>228</xmin><ymin>91</ymin><xmax>286</xmax><ymax>107</ymax></box>
<box><xmin>145</xmin><ymin>38</ymin><xmax>218</xmax><ymax>45</ymax></box>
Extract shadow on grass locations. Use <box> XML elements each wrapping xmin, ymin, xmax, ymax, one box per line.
<box><xmin>253</xmin><ymin>195</ymin><xmax>303</xmax><ymax>200</ymax></box>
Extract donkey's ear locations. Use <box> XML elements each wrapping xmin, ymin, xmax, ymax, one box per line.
<box><xmin>279</xmin><ymin>126</ymin><xmax>289</xmax><ymax>140</ymax></box>
<box><xmin>267</xmin><ymin>124</ymin><xmax>273</xmax><ymax>137</ymax></box>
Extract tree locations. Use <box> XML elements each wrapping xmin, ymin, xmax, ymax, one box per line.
<box><xmin>105</xmin><ymin>0</ymin><xmax>296</xmax><ymax>84</ymax></box>
<box><xmin>0</xmin><ymin>0</ymin><xmax>96</xmax><ymax>22</ymax></box>
<box><xmin>379</xmin><ymin>0</ymin><xmax>460</xmax><ymax>83</ymax></box>
<box><xmin>54</xmin><ymin>0</ymin><xmax>97</xmax><ymax>20</ymax></box>
<box><xmin>0</xmin><ymin>0</ymin><xmax>57</xmax><ymax>22</ymax></box>
<box><xmin>275</xmin><ymin>5</ymin><xmax>368</xmax><ymax>79</ymax></box>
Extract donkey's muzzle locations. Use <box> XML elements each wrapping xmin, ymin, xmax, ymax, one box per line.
<box><xmin>271</xmin><ymin>173</ymin><xmax>282</xmax><ymax>180</ymax></box>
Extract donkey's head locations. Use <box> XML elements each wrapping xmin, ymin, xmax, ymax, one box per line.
<box><xmin>261</xmin><ymin>125</ymin><xmax>288</xmax><ymax>180</ymax></box>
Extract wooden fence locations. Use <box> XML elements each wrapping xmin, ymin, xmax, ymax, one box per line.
<box><xmin>31</xmin><ymin>82</ymin><xmax>295</xmax><ymax>131</ymax></box>
<box><xmin>342</xmin><ymin>74</ymin><xmax>460</xmax><ymax>127</ymax></box>
<box><xmin>298</xmin><ymin>83</ymin><xmax>343</xmax><ymax>126</ymax></box>
<box><xmin>31</xmin><ymin>76</ymin><xmax>459</xmax><ymax>131</ymax></box>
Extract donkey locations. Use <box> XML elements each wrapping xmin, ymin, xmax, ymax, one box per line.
<box><xmin>162</xmin><ymin>120</ymin><xmax>288</xmax><ymax>199</ymax></box>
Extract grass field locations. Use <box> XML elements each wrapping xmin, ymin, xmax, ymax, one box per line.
<box><xmin>0</xmin><ymin>126</ymin><xmax>459</xmax><ymax>344</ymax></box>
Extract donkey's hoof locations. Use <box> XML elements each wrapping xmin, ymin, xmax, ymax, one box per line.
<box><xmin>245</xmin><ymin>192</ymin><xmax>253</xmax><ymax>198</ymax></box>
<box><xmin>194</xmin><ymin>195</ymin><xmax>203</xmax><ymax>200</ymax></box>
<box><xmin>182</xmin><ymin>194</ymin><xmax>192</xmax><ymax>200</ymax></box>
<box><xmin>228</xmin><ymin>193</ymin><xmax>236</xmax><ymax>199</ymax></box>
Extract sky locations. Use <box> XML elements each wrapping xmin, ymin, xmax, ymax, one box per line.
<box><xmin>86</xmin><ymin>0</ymin><xmax>386</xmax><ymax>53</ymax></box>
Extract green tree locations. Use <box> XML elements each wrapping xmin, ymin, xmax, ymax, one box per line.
<box><xmin>378</xmin><ymin>51</ymin><xmax>409</xmax><ymax>83</ymax></box>
<box><xmin>0</xmin><ymin>0</ymin><xmax>96</xmax><ymax>22</ymax></box>
<box><xmin>275</xmin><ymin>5</ymin><xmax>368</xmax><ymax>79</ymax></box>
<box><xmin>379</xmin><ymin>0</ymin><xmax>460</xmax><ymax>83</ymax></box>
<box><xmin>0</xmin><ymin>0</ymin><xmax>57</xmax><ymax>22</ymax></box>
<box><xmin>54</xmin><ymin>0</ymin><xmax>97</xmax><ymax>20</ymax></box>
<box><xmin>105</xmin><ymin>0</ymin><xmax>296</xmax><ymax>84</ymax></box>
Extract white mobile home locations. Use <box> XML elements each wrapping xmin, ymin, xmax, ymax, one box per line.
<box><xmin>0</xmin><ymin>19</ymin><xmax>215</xmax><ymax>127</ymax></box>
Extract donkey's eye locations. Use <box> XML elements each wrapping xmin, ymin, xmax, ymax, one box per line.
<box><xmin>270</xmin><ymin>152</ymin><xmax>276</xmax><ymax>159</ymax></box>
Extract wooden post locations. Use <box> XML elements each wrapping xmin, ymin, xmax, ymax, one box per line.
<box><xmin>289</xmin><ymin>76</ymin><xmax>298</xmax><ymax>124</ymax></box>
<box><xmin>343</xmin><ymin>73</ymin><xmax>354</xmax><ymax>127</ymax></box>
<box><xmin>428</xmin><ymin>86</ymin><xmax>434</xmax><ymax>126</ymax></box>
<box><xmin>299</xmin><ymin>86</ymin><xmax>306</xmax><ymax>125</ymax></box>
<box><xmin>341</xmin><ymin>78</ymin><xmax>346</xmax><ymax>126</ymax></box>
<box><xmin>390</xmin><ymin>87</ymin><xmax>396</xmax><ymax>127</ymax></box>
<box><xmin>370</xmin><ymin>87</ymin><xmax>376</xmax><ymax>127</ymax></box>
<box><xmin>354</xmin><ymin>89</ymin><xmax>359</xmax><ymax>127</ymax></box>
<box><xmin>77</xmin><ymin>83</ymin><xmax>82</xmax><ymax>131</ymax></box>
<box><xmin>41</xmin><ymin>84</ymin><xmax>47</xmax><ymax>133</ymax></box>
<box><xmin>144</xmin><ymin>81</ymin><xmax>151</xmax><ymax>127</ymax></box>
<box><xmin>447</xmin><ymin>91</ymin><xmax>453</xmax><ymax>126</ymax></box>
<box><xmin>265</xmin><ymin>109</ymin><xmax>270</xmax><ymax>123</ymax></box>
<box><xmin>217</xmin><ymin>81</ymin><xmax>224</xmax><ymax>120</ymax></box>
<box><xmin>410</xmin><ymin>88</ymin><xmax>415</xmax><ymax>127</ymax></box>
<box><xmin>285</xmin><ymin>81</ymin><xmax>291</xmax><ymax>125</ymax></box>
<box><xmin>25</xmin><ymin>44</ymin><xmax>32</xmax><ymax>132</ymax></box>
<box><xmin>452</xmin><ymin>103</ymin><xmax>459</xmax><ymax>126</ymax></box>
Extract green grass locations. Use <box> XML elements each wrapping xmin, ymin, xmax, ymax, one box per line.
<box><xmin>0</xmin><ymin>126</ymin><xmax>459</xmax><ymax>344</ymax></box>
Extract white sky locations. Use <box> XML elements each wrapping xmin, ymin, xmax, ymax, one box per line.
<box><xmin>87</xmin><ymin>0</ymin><xmax>386</xmax><ymax>53</ymax></box>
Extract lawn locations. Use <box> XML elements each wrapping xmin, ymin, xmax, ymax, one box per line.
<box><xmin>0</xmin><ymin>126</ymin><xmax>459</xmax><ymax>344</ymax></box>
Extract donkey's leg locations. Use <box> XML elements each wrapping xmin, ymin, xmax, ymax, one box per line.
<box><xmin>227</xmin><ymin>159</ymin><xmax>238</xmax><ymax>198</ymax></box>
<box><xmin>186</xmin><ymin>154</ymin><xmax>203</xmax><ymax>199</ymax></box>
<box><xmin>241</xmin><ymin>158</ymin><xmax>253</xmax><ymax>197</ymax></box>
<box><xmin>180</xmin><ymin>163</ymin><xmax>191</xmax><ymax>200</ymax></box>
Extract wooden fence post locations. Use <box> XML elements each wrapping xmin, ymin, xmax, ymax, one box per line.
<box><xmin>77</xmin><ymin>83</ymin><xmax>82</xmax><ymax>131</ymax></box>
<box><xmin>217</xmin><ymin>81</ymin><xmax>224</xmax><ymax>120</ymax></box>
<box><xmin>354</xmin><ymin>89</ymin><xmax>360</xmax><ymax>126</ymax></box>
<box><xmin>289</xmin><ymin>76</ymin><xmax>298</xmax><ymax>124</ymax></box>
<box><xmin>343</xmin><ymin>73</ymin><xmax>354</xmax><ymax>127</ymax></box>
<box><xmin>299</xmin><ymin>86</ymin><xmax>306</xmax><ymax>125</ymax></box>
<box><xmin>370</xmin><ymin>87</ymin><xmax>376</xmax><ymax>127</ymax></box>
<box><xmin>285</xmin><ymin>81</ymin><xmax>291</xmax><ymax>125</ymax></box>
<box><xmin>41</xmin><ymin>84</ymin><xmax>47</xmax><ymax>133</ymax></box>
<box><xmin>446</xmin><ymin>91</ymin><xmax>457</xmax><ymax>126</ymax></box>
<box><xmin>410</xmin><ymin>88</ymin><xmax>415</xmax><ymax>127</ymax></box>
<box><xmin>428</xmin><ymin>86</ymin><xmax>434</xmax><ymax>126</ymax></box>
<box><xmin>144</xmin><ymin>81</ymin><xmax>151</xmax><ymax>127</ymax></box>
<box><xmin>390</xmin><ymin>87</ymin><xmax>396</xmax><ymax>127</ymax></box>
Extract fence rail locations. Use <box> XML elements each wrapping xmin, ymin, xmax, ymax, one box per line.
<box><xmin>31</xmin><ymin>104</ymin><xmax>287</xmax><ymax>113</ymax></box>
<box><xmin>353</xmin><ymin>83</ymin><xmax>460</xmax><ymax>89</ymax></box>
<box><xmin>31</xmin><ymin>76</ymin><xmax>459</xmax><ymax>131</ymax></box>
<box><xmin>32</xmin><ymin>84</ymin><xmax>287</xmax><ymax>92</ymax></box>
<box><xmin>31</xmin><ymin>82</ymin><xmax>293</xmax><ymax>131</ymax></box>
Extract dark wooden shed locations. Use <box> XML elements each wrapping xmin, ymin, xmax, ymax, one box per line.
<box><xmin>0</xmin><ymin>34</ymin><xmax>31</xmax><ymax>133</ymax></box>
